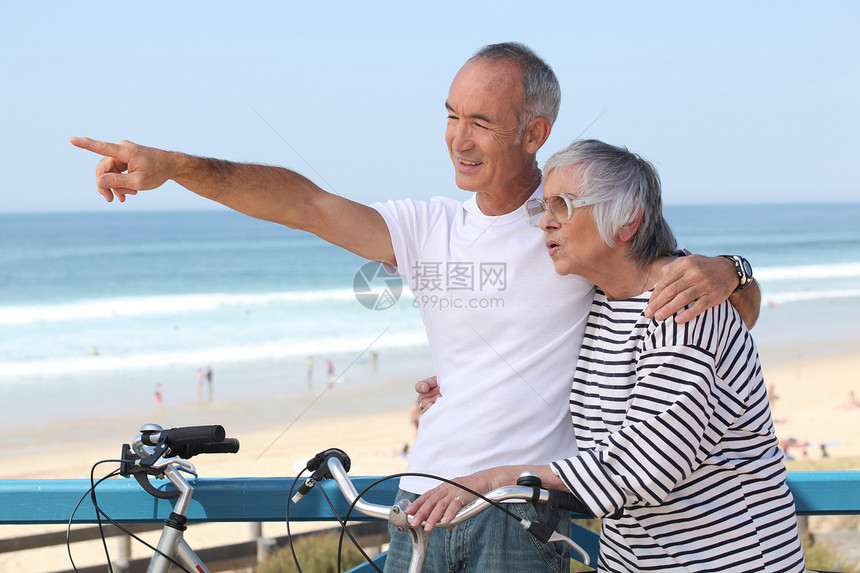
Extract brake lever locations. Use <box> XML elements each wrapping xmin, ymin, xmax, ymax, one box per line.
<box><xmin>151</xmin><ymin>456</ymin><xmax>197</xmax><ymax>476</ymax></box>
<box><xmin>512</xmin><ymin>476</ymin><xmax>593</xmax><ymax>567</ymax></box>
<box><xmin>546</xmin><ymin>529</ymin><xmax>590</xmax><ymax>567</ymax></box>
<box><xmin>519</xmin><ymin>520</ymin><xmax>590</xmax><ymax>566</ymax></box>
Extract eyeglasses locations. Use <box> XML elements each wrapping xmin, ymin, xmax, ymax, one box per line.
<box><xmin>523</xmin><ymin>194</ymin><xmax>604</xmax><ymax>228</ymax></box>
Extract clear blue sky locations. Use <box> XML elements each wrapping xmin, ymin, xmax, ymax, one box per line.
<box><xmin>1</xmin><ymin>1</ymin><xmax>858</xmax><ymax>212</ymax></box>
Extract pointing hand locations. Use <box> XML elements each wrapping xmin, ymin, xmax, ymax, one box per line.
<box><xmin>70</xmin><ymin>137</ymin><xmax>175</xmax><ymax>203</ymax></box>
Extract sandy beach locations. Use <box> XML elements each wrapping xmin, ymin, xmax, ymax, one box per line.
<box><xmin>2</xmin><ymin>342</ymin><xmax>859</xmax><ymax>572</ymax></box>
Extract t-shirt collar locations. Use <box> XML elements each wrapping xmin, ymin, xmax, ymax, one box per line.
<box><xmin>462</xmin><ymin>180</ymin><xmax>546</xmax><ymax>225</ymax></box>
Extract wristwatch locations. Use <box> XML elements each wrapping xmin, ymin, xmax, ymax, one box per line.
<box><xmin>720</xmin><ymin>255</ymin><xmax>753</xmax><ymax>293</ymax></box>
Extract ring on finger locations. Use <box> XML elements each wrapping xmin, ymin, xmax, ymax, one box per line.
<box><xmin>455</xmin><ymin>495</ymin><xmax>466</xmax><ymax>507</ymax></box>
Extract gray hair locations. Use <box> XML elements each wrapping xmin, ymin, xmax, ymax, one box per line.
<box><xmin>543</xmin><ymin>139</ymin><xmax>677</xmax><ymax>267</ymax></box>
<box><xmin>469</xmin><ymin>42</ymin><xmax>561</xmax><ymax>134</ymax></box>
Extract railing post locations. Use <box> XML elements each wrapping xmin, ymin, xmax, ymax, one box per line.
<box><xmin>250</xmin><ymin>521</ymin><xmax>276</xmax><ymax>567</ymax></box>
<box><xmin>796</xmin><ymin>515</ymin><xmax>811</xmax><ymax>544</ymax></box>
<box><xmin>113</xmin><ymin>533</ymin><xmax>131</xmax><ymax>573</ymax></box>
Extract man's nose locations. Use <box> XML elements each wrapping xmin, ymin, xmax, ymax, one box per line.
<box><xmin>448</xmin><ymin>123</ymin><xmax>474</xmax><ymax>153</ymax></box>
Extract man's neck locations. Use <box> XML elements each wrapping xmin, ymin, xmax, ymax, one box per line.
<box><xmin>475</xmin><ymin>167</ymin><xmax>542</xmax><ymax>216</ymax></box>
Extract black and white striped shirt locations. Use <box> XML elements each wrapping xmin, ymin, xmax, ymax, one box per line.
<box><xmin>551</xmin><ymin>289</ymin><xmax>805</xmax><ymax>572</ymax></box>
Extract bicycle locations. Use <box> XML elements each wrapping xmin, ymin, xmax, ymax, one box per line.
<box><xmin>292</xmin><ymin>447</ymin><xmax>615</xmax><ymax>573</ymax></box>
<box><xmin>78</xmin><ymin>427</ymin><xmax>601</xmax><ymax>573</ymax></box>
<box><xmin>72</xmin><ymin>423</ymin><xmax>240</xmax><ymax>573</ymax></box>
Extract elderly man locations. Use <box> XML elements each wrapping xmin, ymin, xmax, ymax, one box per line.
<box><xmin>72</xmin><ymin>43</ymin><xmax>759</xmax><ymax>572</ymax></box>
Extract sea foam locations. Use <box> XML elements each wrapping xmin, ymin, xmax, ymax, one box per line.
<box><xmin>0</xmin><ymin>289</ymin><xmax>358</xmax><ymax>326</ymax></box>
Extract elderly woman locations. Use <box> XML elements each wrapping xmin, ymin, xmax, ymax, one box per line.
<box><xmin>408</xmin><ymin>140</ymin><xmax>805</xmax><ymax>572</ymax></box>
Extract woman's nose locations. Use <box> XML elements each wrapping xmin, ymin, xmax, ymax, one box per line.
<box><xmin>540</xmin><ymin>209</ymin><xmax>559</xmax><ymax>231</ymax></box>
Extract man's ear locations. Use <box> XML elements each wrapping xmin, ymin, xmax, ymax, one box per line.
<box><xmin>523</xmin><ymin>116</ymin><xmax>552</xmax><ymax>154</ymax></box>
<box><xmin>618</xmin><ymin>209</ymin><xmax>644</xmax><ymax>242</ymax></box>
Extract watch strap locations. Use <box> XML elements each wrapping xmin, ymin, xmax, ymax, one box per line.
<box><xmin>720</xmin><ymin>255</ymin><xmax>753</xmax><ymax>293</ymax></box>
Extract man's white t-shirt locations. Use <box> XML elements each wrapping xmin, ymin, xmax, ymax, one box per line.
<box><xmin>373</xmin><ymin>186</ymin><xmax>594</xmax><ymax>494</ymax></box>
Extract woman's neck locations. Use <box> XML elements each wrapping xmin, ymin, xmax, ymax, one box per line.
<box><xmin>599</xmin><ymin>255</ymin><xmax>676</xmax><ymax>301</ymax></box>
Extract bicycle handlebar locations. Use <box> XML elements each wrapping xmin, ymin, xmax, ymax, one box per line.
<box><xmin>292</xmin><ymin>449</ymin><xmax>611</xmax><ymax>568</ymax></box>
<box><xmin>122</xmin><ymin>423</ymin><xmax>240</xmax><ymax>501</ymax></box>
<box><xmin>130</xmin><ymin>423</ymin><xmax>240</xmax><ymax>461</ymax></box>
<box><xmin>299</xmin><ymin>448</ymin><xmax>617</xmax><ymax>523</ymax></box>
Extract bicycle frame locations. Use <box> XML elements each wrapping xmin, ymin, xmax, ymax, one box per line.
<box><xmin>146</xmin><ymin>465</ymin><xmax>210</xmax><ymax>573</ymax></box>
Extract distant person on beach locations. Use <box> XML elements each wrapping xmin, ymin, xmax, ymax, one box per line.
<box><xmin>154</xmin><ymin>383</ymin><xmax>163</xmax><ymax>412</ymax></box>
<box><xmin>71</xmin><ymin>42</ymin><xmax>760</xmax><ymax>572</ymax></box>
<box><xmin>196</xmin><ymin>368</ymin><xmax>204</xmax><ymax>403</ymax></box>
<box><xmin>409</xmin><ymin>140</ymin><xmax>804</xmax><ymax>572</ymax></box>
<box><xmin>767</xmin><ymin>383</ymin><xmax>789</xmax><ymax>423</ymax></box>
<box><xmin>326</xmin><ymin>359</ymin><xmax>335</xmax><ymax>384</ymax></box>
<box><xmin>205</xmin><ymin>365</ymin><xmax>213</xmax><ymax>401</ymax></box>
<box><xmin>843</xmin><ymin>390</ymin><xmax>860</xmax><ymax>410</ymax></box>
<box><xmin>306</xmin><ymin>356</ymin><xmax>314</xmax><ymax>391</ymax></box>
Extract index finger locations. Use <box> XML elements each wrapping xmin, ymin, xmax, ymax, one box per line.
<box><xmin>645</xmin><ymin>277</ymin><xmax>678</xmax><ymax>317</ymax></box>
<box><xmin>70</xmin><ymin>136</ymin><xmax>125</xmax><ymax>159</ymax></box>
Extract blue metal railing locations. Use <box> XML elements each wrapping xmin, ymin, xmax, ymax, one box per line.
<box><xmin>1</xmin><ymin>471</ymin><xmax>858</xmax><ymax>570</ymax></box>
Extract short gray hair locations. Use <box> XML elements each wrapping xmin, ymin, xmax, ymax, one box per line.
<box><xmin>469</xmin><ymin>42</ymin><xmax>561</xmax><ymax>133</ymax></box>
<box><xmin>543</xmin><ymin>139</ymin><xmax>677</xmax><ymax>267</ymax></box>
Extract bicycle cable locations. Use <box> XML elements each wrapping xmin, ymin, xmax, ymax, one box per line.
<box><xmin>72</xmin><ymin>458</ymin><xmax>196</xmax><ymax>573</ymax></box>
<box><xmin>286</xmin><ymin>470</ymin><xmax>382</xmax><ymax>573</ymax></box>
<box><xmin>286</xmin><ymin>471</ymin><xmax>308</xmax><ymax>573</ymax></box>
<box><xmin>90</xmin><ymin>462</ymin><xmax>119</xmax><ymax>573</ymax></box>
<box><xmin>66</xmin><ymin>461</ymin><xmax>120</xmax><ymax>573</ymax></box>
<box><xmin>314</xmin><ymin>483</ymin><xmax>383</xmax><ymax>573</ymax></box>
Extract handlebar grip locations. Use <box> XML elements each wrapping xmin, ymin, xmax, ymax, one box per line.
<box><xmin>166</xmin><ymin>438</ymin><xmax>240</xmax><ymax>460</ymax></box>
<box><xmin>143</xmin><ymin>425</ymin><xmax>226</xmax><ymax>447</ymax></box>
<box><xmin>181</xmin><ymin>438</ymin><xmax>241</xmax><ymax>457</ymax></box>
<box><xmin>166</xmin><ymin>425</ymin><xmax>226</xmax><ymax>446</ymax></box>
<box><xmin>201</xmin><ymin>437</ymin><xmax>240</xmax><ymax>454</ymax></box>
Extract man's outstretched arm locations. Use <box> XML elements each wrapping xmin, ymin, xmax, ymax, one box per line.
<box><xmin>70</xmin><ymin>137</ymin><xmax>396</xmax><ymax>266</ymax></box>
<box><xmin>646</xmin><ymin>254</ymin><xmax>761</xmax><ymax>329</ymax></box>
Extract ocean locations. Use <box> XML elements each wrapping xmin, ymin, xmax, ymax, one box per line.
<box><xmin>2</xmin><ymin>204</ymin><xmax>859</xmax><ymax>433</ymax></box>
<box><xmin>0</xmin><ymin>210</ymin><xmax>427</xmax><ymax>379</ymax></box>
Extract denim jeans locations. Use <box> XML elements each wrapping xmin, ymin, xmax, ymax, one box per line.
<box><xmin>382</xmin><ymin>490</ymin><xmax>570</xmax><ymax>573</ymax></box>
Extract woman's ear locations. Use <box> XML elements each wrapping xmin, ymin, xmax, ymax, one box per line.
<box><xmin>618</xmin><ymin>208</ymin><xmax>644</xmax><ymax>242</ymax></box>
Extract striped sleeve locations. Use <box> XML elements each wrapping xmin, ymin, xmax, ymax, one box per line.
<box><xmin>551</xmin><ymin>298</ymin><xmax>753</xmax><ymax>517</ymax></box>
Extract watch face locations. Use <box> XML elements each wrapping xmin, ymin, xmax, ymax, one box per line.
<box><xmin>741</xmin><ymin>259</ymin><xmax>752</xmax><ymax>277</ymax></box>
